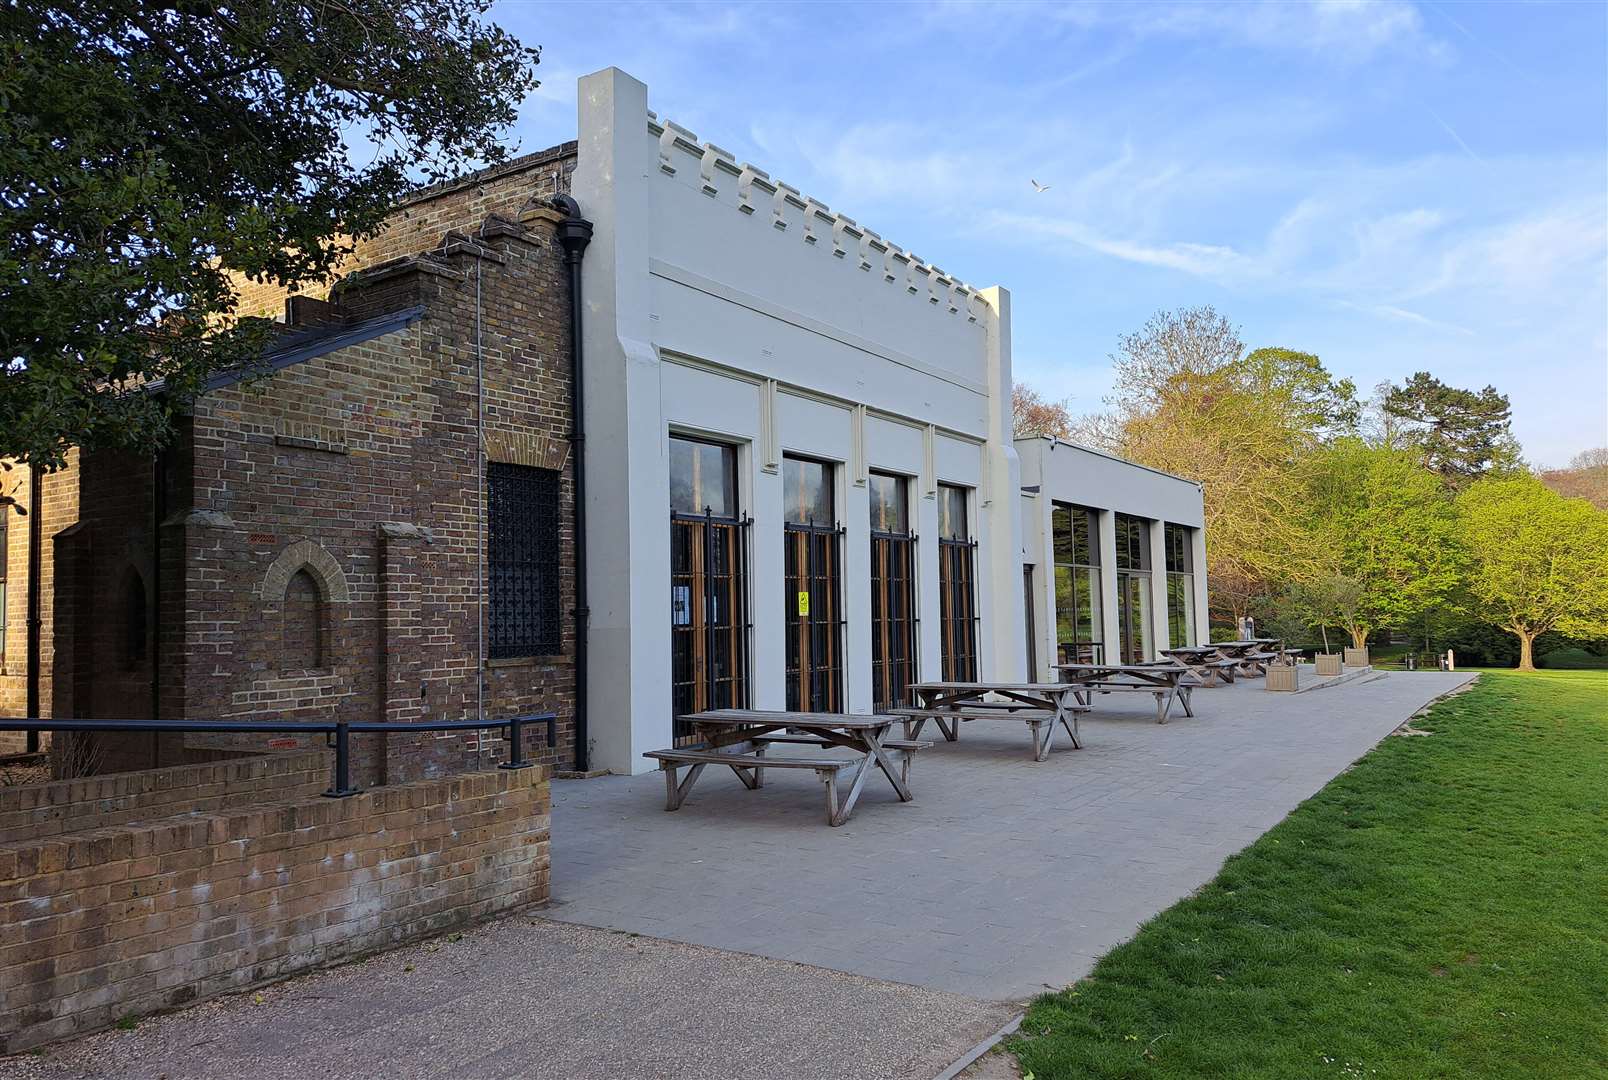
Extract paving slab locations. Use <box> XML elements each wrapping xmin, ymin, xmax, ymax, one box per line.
<box><xmin>0</xmin><ymin>918</ymin><xmax>1013</xmax><ymax>1080</ymax></box>
<box><xmin>545</xmin><ymin>670</ymin><xmax>1476</xmax><ymax>999</ymax></box>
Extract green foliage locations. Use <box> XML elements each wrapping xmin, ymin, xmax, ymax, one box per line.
<box><xmin>0</xmin><ymin>0</ymin><xmax>540</xmax><ymax>481</ymax></box>
<box><xmin>1297</xmin><ymin>440</ymin><xmax>1463</xmax><ymax>648</ymax></box>
<box><xmin>1097</xmin><ymin>308</ymin><xmax>1360</xmax><ymax>615</ymax></box>
<box><xmin>1009</xmin><ymin>672</ymin><xmax>1608</xmax><ymax>1079</ymax></box>
<box><xmin>1456</xmin><ymin>475</ymin><xmax>1608</xmax><ymax>669</ymax></box>
<box><xmin>1382</xmin><ymin>372</ymin><xmax>1521</xmax><ymax>489</ymax></box>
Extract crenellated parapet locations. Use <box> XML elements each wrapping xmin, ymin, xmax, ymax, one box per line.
<box><xmin>646</xmin><ymin>111</ymin><xmax>989</xmax><ymax>324</ymax></box>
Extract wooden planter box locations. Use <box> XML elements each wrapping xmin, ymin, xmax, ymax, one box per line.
<box><xmin>1315</xmin><ymin>653</ymin><xmax>1343</xmax><ymax>676</ymax></box>
<box><xmin>1266</xmin><ymin>664</ymin><xmax>1299</xmax><ymax>692</ymax></box>
<box><xmin>1344</xmin><ymin>647</ymin><xmax>1370</xmax><ymax>668</ymax></box>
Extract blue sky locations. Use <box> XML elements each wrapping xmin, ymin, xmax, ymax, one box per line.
<box><xmin>491</xmin><ymin>0</ymin><xmax>1607</xmax><ymax>467</ymax></box>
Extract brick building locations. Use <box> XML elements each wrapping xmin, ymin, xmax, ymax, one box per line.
<box><xmin>3</xmin><ymin>66</ymin><xmax>1210</xmax><ymax>781</ymax></box>
<box><xmin>0</xmin><ymin>143</ymin><xmax>588</xmax><ymax>781</ymax></box>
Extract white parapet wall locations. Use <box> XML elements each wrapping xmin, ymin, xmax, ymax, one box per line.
<box><xmin>573</xmin><ymin>67</ymin><xmax>1022</xmax><ymax>773</ymax></box>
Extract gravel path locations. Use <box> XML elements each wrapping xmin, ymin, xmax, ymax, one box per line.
<box><xmin>0</xmin><ymin>917</ymin><xmax>1013</xmax><ymax>1080</ymax></box>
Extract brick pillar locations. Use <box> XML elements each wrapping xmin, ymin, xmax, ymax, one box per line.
<box><xmin>378</xmin><ymin>522</ymin><xmax>433</xmax><ymax>782</ymax></box>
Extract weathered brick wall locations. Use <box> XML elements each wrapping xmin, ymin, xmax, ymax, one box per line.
<box><xmin>0</xmin><ymin>459</ymin><xmax>80</xmax><ymax>751</ymax></box>
<box><xmin>232</xmin><ymin>143</ymin><xmax>576</xmax><ymax>320</ymax></box>
<box><xmin>174</xmin><ymin>209</ymin><xmax>577</xmax><ymax>781</ymax></box>
<box><xmin>0</xmin><ymin>763</ymin><xmax>550</xmax><ymax>1053</ymax></box>
<box><xmin>0</xmin><ymin>751</ymin><xmax>329</xmax><ymax>845</ymax></box>
<box><xmin>2</xmin><ymin>146</ymin><xmax>580</xmax><ymax>779</ymax></box>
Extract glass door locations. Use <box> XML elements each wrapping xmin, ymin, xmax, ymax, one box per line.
<box><xmin>783</xmin><ymin>456</ymin><xmax>843</xmax><ymax>712</ymax></box>
<box><xmin>937</xmin><ymin>483</ymin><xmax>978</xmax><ymax>682</ymax></box>
<box><xmin>669</xmin><ymin>437</ymin><xmax>749</xmax><ymax>742</ymax></box>
<box><xmin>869</xmin><ymin>472</ymin><xmax>916</xmax><ymax>711</ymax></box>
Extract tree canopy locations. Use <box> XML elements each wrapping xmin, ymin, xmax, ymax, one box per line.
<box><xmin>1456</xmin><ymin>475</ymin><xmax>1608</xmax><ymax>670</ymax></box>
<box><xmin>1297</xmin><ymin>440</ymin><xmax>1463</xmax><ymax>649</ymax></box>
<box><xmin>1</xmin><ymin>0</ymin><xmax>541</xmax><ymax>487</ymax></box>
<box><xmin>1382</xmin><ymin>372</ymin><xmax>1520</xmax><ymax>489</ymax></box>
<box><xmin>1079</xmin><ymin>307</ymin><xmax>1359</xmax><ymax>619</ymax></box>
<box><xmin>1011</xmin><ymin>382</ymin><xmax>1075</xmax><ymax>440</ymax></box>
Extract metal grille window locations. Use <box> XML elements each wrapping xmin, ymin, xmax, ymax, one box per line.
<box><xmin>870</xmin><ymin>473</ymin><xmax>916</xmax><ymax>712</ymax></box>
<box><xmin>487</xmin><ymin>463</ymin><xmax>562</xmax><ymax>659</ymax></box>
<box><xmin>938</xmin><ymin>483</ymin><xmax>978</xmax><ymax>682</ymax></box>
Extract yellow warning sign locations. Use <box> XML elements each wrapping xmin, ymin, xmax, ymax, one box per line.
<box><xmin>796</xmin><ymin>591</ymin><xmax>810</xmax><ymax>617</ymax></box>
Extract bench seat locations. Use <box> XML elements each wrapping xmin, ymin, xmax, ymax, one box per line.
<box><xmin>643</xmin><ymin>748</ymin><xmax>856</xmax><ymax>771</ymax></box>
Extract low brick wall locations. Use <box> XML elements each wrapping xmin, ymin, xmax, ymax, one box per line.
<box><xmin>0</xmin><ymin>765</ymin><xmax>551</xmax><ymax>1053</ymax></box>
<box><xmin>0</xmin><ymin>751</ymin><xmax>332</xmax><ymax>846</ymax></box>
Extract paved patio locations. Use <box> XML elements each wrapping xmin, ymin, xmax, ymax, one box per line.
<box><xmin>547</xmin><ymin>668</ymin><xmax>1476</xmax><ymax>1000</ymax></box>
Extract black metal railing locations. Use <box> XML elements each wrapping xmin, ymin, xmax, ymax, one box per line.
<box><xmin>0</xmin><ymin>714</ymin><xmax>557</xmax><ymax>798</ymax></box>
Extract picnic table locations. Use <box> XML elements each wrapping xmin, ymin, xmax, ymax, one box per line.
<box><xmin>643</xmin><ymin>709</ymin><xmax>927</xmax><ymax>827</ymax></box>
<box><xmin>896</xmin><ymin>682</ymin><xmax>1091</xmax><ymax>762</ymax></box>
<box><xmin>1054</xmin><ymin>661</ymin><xmax>1196</xmax><ymax>724</ymax></box>
<box><xmin>1212</xmin><ymin>640</ymin><xmax>1281</xmax><ymax>676</ymax></box>
<box><xmin>1158</xmin><ymin>646</ymin><xmax>1241</xmax><ymax>687</ymax></box>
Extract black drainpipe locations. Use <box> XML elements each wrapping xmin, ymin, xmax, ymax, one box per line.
<box><xmin>550</xmin><ymin>193</ymin><xmax>594</xmax><ymax>773</ymax></box>
<box><xmin>24</xmin><ymin>466</ymin><xmax>42</xmax><ymax>750</ymax></box>
<box><xmin>150</xmin><ymin>450</ymin><xmax>166</xmax><ymax>763</ymax></box>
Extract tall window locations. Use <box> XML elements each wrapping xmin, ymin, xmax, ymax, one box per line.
<box><xmin>1114</xmin><ymin>513</ymin><xmax>1152</xmax><ymax>664</ymax></box>
<box><xmin>869</xmin><ymin>472</ymin><xmax>916</xmax><ymax>711</ymax></box>
<box><xmin>487</xmin><ymin>462</ymin><xmax>562</xmax><ymax>659</ymax></box>
<box><xmin>1052</xmin><ymin>504</ymin><xmax>1102</xmax><ymax>665</ymax></box>
<box><xmin>937</xmin><ymin>483</ymin><xmax>977</xmax><ymax>682</ymax></box>
<box><xmin>670</xmin><ymin>436</ymin><xmax>748</xmax><ymax>737</ymax></box>
<box><xmin>784</xmin><ymin>456</ymin><xmax>842</xmax><ymax>711</ymax></box>
<box><xmin>1165</xmin><ymin>524</ymin><xmax>1196</xmax><ymax>649</ymax></box>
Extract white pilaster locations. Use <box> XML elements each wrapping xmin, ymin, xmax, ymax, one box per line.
<box><xmin>1149</xmin><ymin>519</ymin><xmax>1171</xmax><ymax>658</ymax></box>
<box><xmin>573</xmin><ymin>68</ymin><xmax>666</xmax><ymax>774</ymax></box>
<box><xmin>978</xmin><ymin>286</ymin><xmax>1024</xmax><ymax>683</ymax></box>
<box><xmin>1097</xmin><ymin>509</ymin><xmax>1119</xmax><ymax>662</ymax></box>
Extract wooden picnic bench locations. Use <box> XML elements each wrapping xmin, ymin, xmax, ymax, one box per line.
<box><xmin>644</xmin><ymin>709</ymin><xmax>929</xmax><ymax>827</ymax></box>
<box><xmin>1212</xmin><ymin>641</ymin><xmax>1280</xmax><ymax>677</ymax></box>
<box><xmin>898</xmin><ymin>682</ymin><xmax>1091</xmax><ymax>761</ymax></box>
<box><xmin>1159</xmin><ymin>646</ymin><xmax>1241</xmax><ymax>687</ymax></box>
<box><xmin>1054</xmin><ymin>662</ymin><xmax>1196</xmax><ymax>724</ymax></box>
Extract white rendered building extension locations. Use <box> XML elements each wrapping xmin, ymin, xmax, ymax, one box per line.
<box><xmin>570</xmin><ymin>68</ymin><xmax>1207</xmax><ymax>774</ymax></box>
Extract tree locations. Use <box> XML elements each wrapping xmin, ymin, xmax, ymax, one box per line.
<box><xmin>1</xmin><ymin>0</ymin><xmax>541</xmax><ymax>495</ymax></box>
<box><xmin>1012</xmin><ymin>382</ymin><xmax>1075</xmax><ymax>439</ymax></box>
<box><xmin>1382</xmin><ymin>373</ymin><xmax>1521</xmax><ymax>489</ymax></box>
<box><xmin>1456</xmin><ymin>475</ymin><xmax>1608</xmax><ymax>670</ymax></box>
<box><xmin>1538</xmin><ymin>448</ymin><xmax>1608</xmax><ymax>511</ymax></box>
<box><xmin>1299</xmin><ymin>440</ymin><xmax>1463</xmax><ymax>649</ymax></box>
<box><xmin>1091</xmin><ymin>307</ymin><xmax>1359</xmax><ymax>621</ymax></box>
<box><xmin>1280</xmin><ymin>574</ymin><xmax>1365</xmax><ymax>653</ymax></box>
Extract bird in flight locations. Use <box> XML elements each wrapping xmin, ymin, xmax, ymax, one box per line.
<box><xmin>1030</xmin><ymin>179</ymin><xmax>1051</xmax><ymax>193</ymax></box>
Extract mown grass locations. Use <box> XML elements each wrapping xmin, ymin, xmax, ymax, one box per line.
<box><xmin>1007</xmin><ymin>671</ymin><xmax>1608</xmax><ymax>1079</ymax></box>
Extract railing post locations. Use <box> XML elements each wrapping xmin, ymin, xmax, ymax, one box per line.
<box><xmin>500</xmin><ymin>716</ymin><xmax>533</xmax><ymax>770</ymax></box>
<box><xmin>323</xmin><ymin>722</ymin><xmax>359</xmax><ymax>797</ymax></box>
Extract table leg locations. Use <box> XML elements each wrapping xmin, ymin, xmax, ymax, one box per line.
<box><xmin>831</xmin><ymin>753</ymin><xmax>879</xmax><ymax>826</ymax></box>
<box><xmin>862</xmin><ymin>729</ymin><xmax>914</xmax><ymax>802</ymax></box>
<box><xmin>1055</xmin><ymin>695</ymin><xmax>1082</xmax><ymax>749</ymax></box>
<box><xmin>1178</xmin><ymin>685</ymin><xmax>1195</xmax><ymax>718</ymax></box>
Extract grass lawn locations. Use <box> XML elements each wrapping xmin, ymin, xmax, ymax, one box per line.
<box><xmin>1006</xmin><ymin>671</ymin><xmax>1608</xmax><ymax>1079</ymax></box>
